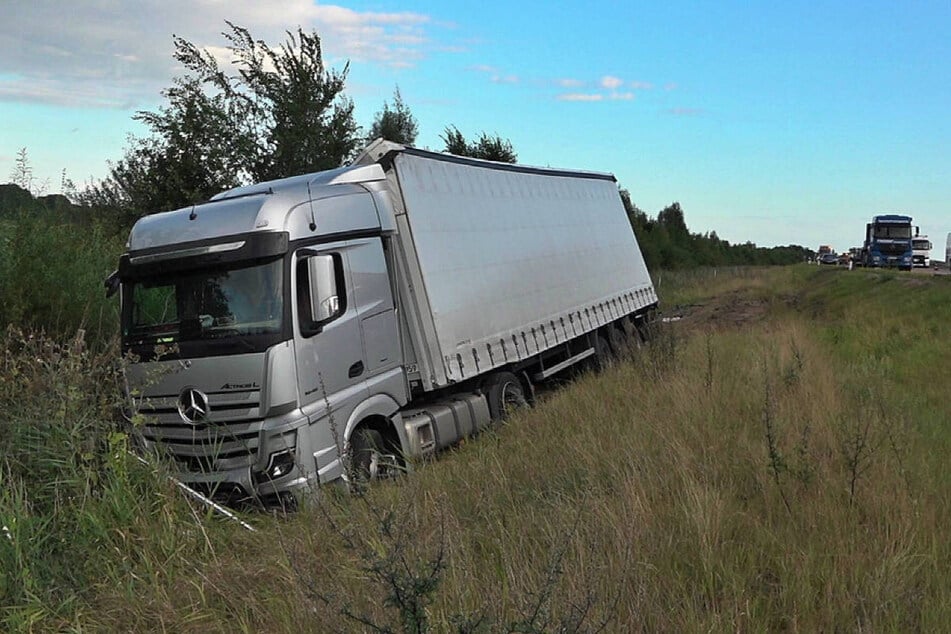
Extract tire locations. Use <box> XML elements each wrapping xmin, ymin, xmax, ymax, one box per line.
<box><xmin>484</xmin><ymin>372</ymin><xmax>528</xmax><ymax>421</ymax></box>
<box><xmin>607</xmin><ymin>324</ymin><xmax>628</xmax><ymax>359</ymax></box>
<box><xmin>593</xmin><ymin>334</ymin><xmax>615</xmax><ymax>371</ymax></box>
<box><xmin>347</xmin><ymin>427</ymin><xmax>394</xmax><ymax>488</ymax></box>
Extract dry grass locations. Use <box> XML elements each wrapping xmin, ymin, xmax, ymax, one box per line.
<box><xmin>5</xmin><ymin>265</ymin><xmax>950</xmax><ymax>632</ymax></box>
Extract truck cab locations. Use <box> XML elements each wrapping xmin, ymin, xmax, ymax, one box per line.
<box><xmin>118</xmin><ymin>164</ymin><xmax>407</xmax><ymax>504</ymax></box>
<box><xmin>863</xmin><ymin>214</ymin><xmax>913</xmax><ymax>270</ymax></box>
<box><xmin>911</xmin><ymin>232</ymin><xmax>931</xmax><ymax>268</ymax></box>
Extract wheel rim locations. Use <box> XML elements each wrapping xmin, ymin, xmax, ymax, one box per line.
<box><xmin>367</xmin><ymin>451</ymin><xmax>381</xmax><ymax>479</ymax></box>
<box><xmin>500</xmin><ymin>380</ymin><xmax>524</xmax><ymax>416</ymax></box>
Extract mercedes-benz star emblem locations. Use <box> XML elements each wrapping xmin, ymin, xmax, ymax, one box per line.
<box><xmin>177</xmin><ymin>388</ymin><xmax>210</xmax><ymax>425</ymax></box>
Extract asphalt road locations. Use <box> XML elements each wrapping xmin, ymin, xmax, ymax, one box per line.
<box><xmin>819</xmin><ymin>263</ymin><xmax>950</xmax><ymax>276</ymax></box>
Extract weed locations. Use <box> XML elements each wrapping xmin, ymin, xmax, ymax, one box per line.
<box><xmin>760</xmin><ymin>354</ymin><xmax>792</xmax><ymax>514</ymax></box>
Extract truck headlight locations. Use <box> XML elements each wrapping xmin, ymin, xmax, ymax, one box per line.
<box><xmin>254</xmin><ymin>450</ymin><xmax>296</xmax><ymax>483</ymax></box>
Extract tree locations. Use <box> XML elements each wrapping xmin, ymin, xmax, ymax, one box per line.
<box><xmin>368</xmin><ymin>86</ymin><xmax>418</xmax><ymax>145</ymax></box>
<box><xmin>657</xmin><ymin>202</ymin><xmax>688</xmax><ymax>237</ymax></box>
<box><xmin>174</xmin><ymin>21</ymin><xmax>360</xmax><ymax>181</ymax></box>
<box><xmin>81</xmin><ymin>75</ymin><xmax>240</xmax><ymax>225</ymax></box>
<box><xmin>440</xmin><ymin>126</ymin><xmax>517</xmax><ymax>163</ymax></box>
<box><xmin>441</xmin><ymin>125</ymin><xmax>469</xmax><ymax>156</ymax></box>
<box><xmin>620</xmin><ymin>188</ymin><xmax>651</xmax><ymax>235</ymax></box>
<box><xmin>85</xmin><ymin>22</ymin><xmax>360</xmax><ymax>225</ymax></box>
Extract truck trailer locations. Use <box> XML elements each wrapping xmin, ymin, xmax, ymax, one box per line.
<box><xmin>113</xmin><ymin>140</ymin><xmax>658</xmax><ymax>504</ymax></box>
<box><xmin>862</xmin><ymin>214</ymin><xmax>913</xmax><ymax>270</ymax></box>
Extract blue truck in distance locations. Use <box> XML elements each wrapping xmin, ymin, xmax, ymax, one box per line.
<box><xmin>863</xmin><ymin>214</ymin><xmax>913</xmax><ymax>270</ymax></box>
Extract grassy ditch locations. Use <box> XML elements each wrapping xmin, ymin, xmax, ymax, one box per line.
<box><xmin>2</xmin><ymin>264</ymin><xmax>950</xmax><ymax>631</ymax></box>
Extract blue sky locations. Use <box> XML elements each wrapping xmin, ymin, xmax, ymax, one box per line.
<box><xmin>1</xmin><ymin>1</ymin><xmax>949</xmax><ymax>252</ymax></box>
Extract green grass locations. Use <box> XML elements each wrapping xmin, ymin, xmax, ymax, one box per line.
<box><xmin>2</xmin><ymin>264</ymin><xmax>950</xmax><ymax>632</ymax></box>
<box><xmin>0</xmin><ymin>212</ymin><xmax>123</xmax><ymax>344</ymax></box>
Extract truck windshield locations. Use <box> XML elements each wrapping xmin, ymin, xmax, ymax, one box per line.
<box><xmin>912</xmin><ymin>239</ymin><xmax>930</xmax><ymax>249</ymax></box>
<box><xmin>873</xmin><ymin>225</ymin><xmax>912</xmax><ymax>239</ymax></box>
<box><xmin>123</xmin><ymin>258</ymin><xmax>284</xmax><ymax>354</ymax></box>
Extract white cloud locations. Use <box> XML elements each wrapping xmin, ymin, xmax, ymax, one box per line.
<box><xmin>630</xmin><ymin>81</ymin><xmax>653</xmax><ymax>90</ymax></box>
<box><xmin>558</xmin><ymin>93</ymin><xmax>604</xmax><ymax>102</ymax></box>
<box><xmin>667</xmin><ymin>107</ymin><xmax>703</xmax><ymax>116</ymax></box>
<box><xmin>610</xmin><ymin>92</ymin><xmax>635</xmax><ymax>100</ymax></box>
<box><xmin>600</xmin><ymin>75</ymin><xmax>623</xmax><ymax>90</ymax></box>
<box><xmin>469</xmin><ymin>64</ymin><xmax>518</xmax><ymax>85</ymax></box>
<box><xmin>0</xmin><ymin>1</ymin><xmax>443</xmax><ymax>108</ymax></box>
<box><xmin>557</xmin><ymin>78</ymin><xmax>584</xmax><ymax>88</ymax></box>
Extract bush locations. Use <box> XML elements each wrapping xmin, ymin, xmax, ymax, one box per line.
<box><xmin>0</xmin><ymin>211</ymin><xmax>122</xmax><ymax>345</ymax></box>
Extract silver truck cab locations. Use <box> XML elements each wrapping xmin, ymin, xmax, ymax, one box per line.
<box><xmin>119</xmin><ymin>164</ymin><xmax>408</xmax><ymax>503</ymax></box>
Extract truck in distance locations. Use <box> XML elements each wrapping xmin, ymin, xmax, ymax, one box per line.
<box><xmin>112</xmin><ymin>140</ymin><xmax>658</xmax><ymax>505</ymax></box>
<box><xmin>862</xmin><ymin>214</ymin><xmax>913</xmax><ymax>270</ymax></box>
<box><xmin>911</xmin><ymin>231</ymin><xmax>932</xmax><ymax>268</ymax></box>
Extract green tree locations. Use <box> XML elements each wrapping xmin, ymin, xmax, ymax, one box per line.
<box><xmin>82</xmin><ymin>76</ymin><xmax>241</xmax><ymax>225</ymax></box>
<box><xmin>657</xmin><ymin>202</ymin><xmax>688</xmax><ymax>238</ymax></box>
<box><xmin>368</xmin><ymin>86</ymin><xmax>418</xmax><ymax>145</ymax></box>
<box><xmin>440</xmin><ymin>126</ymin><xmax>517</xmax><ymax>163</ymax></box>
<box><xmin>617</xmin><ymin>195</ymin><xmax>811</xmax><ymax>270</ymax></box>
<box><xmin>441</xmin><ymin>125</ymin><xmax>469</xmax><ymax>156</ymax></box>
<box><xmin>84</xmin><ymin>22</ymin><xmax>360</xmax><ymax>226</ymax></box>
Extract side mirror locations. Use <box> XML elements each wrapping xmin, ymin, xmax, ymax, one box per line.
<box><xmin>104</xmin><ymin>270</ymin><xmax>120</xmax><ymax>298</ymax></box>
<box><xmin>307</xmin><ymin>255</ymin><xmax>340</xmax><ymax>322</ymax></box>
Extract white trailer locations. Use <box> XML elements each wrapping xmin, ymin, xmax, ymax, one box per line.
<box><xmin>115</xmin><ymin>140</ymin><xmax>657</xmax><ymax>504</ymax></box>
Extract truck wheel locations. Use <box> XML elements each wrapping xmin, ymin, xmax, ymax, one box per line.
<box><xmin>594</xmin><ymin>334</ymin><xmax>615</xmax><ymax>371</ymax></box>
<box><xmin>347</xmin><ymin>427</ymin><xmax>390</xmax><ymax>487</ymax></box>
<box><xmin>607</xmin><ymin>325</ymin><xmax>628</xmax><ymax>359</ymax></box>
<box><xmin>485</xmin><ymin>372</ymin><xmax>527</xmax><ymax>421</ymax></box>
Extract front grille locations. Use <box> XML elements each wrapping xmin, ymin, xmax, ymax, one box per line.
<box><xmin>877</xmin><ymin>243</ymin><xmax>907</xmax><ymax>256</ymax></box>
<box><xmin>137</xmin><ymin>388</ymin><xmax>263</xmax><ymax>473</ymax></box>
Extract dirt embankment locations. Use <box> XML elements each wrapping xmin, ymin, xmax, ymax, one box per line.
<box><xmin>662</xmin><ymin>290</ymin><xmax>774</xmax><ymax>334</ymax></box>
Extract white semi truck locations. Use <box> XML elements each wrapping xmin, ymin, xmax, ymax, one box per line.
<box><xmin>912</xmin><ymin>231</ymin><xmax>932</xmax><ymax>268</ymax></box>
<box><xmin>114</xmin><ymin>140</ymin><xmax>657</xmax><ymax>504</ymax></box>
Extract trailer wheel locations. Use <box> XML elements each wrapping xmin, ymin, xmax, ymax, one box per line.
<box><xmin>485</xmin><ymin>372</ymin><xmax>528</xmax><ymax>421</ymax></box>
<box><xmin>594</xmin><ymin>334</ymin><xmax>616</xmax><ymax>371</ymax></box>
<box><xmin>607</xmin><ymin>324</ymin><xmax>629</xmax><ymax>359</ymax></box>
<box><xmin>622</xmin><ymin>317</ymin><xmax>645</xmax><ymax>351</ymax></box>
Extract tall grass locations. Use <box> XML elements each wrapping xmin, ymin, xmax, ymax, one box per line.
<box><xmin>0</xmin><ymin>328</ymin><xmax>212</xmax><ymax>631</ymax></box>
<box><xmin>0</xmin><ymin>212</ymin><xmax>123</xmax><ymax>344</ymax></box>
<box><xmin>3</xmin><ymin>265</ymin><xmax>950</xmax><ymax>631</ymax></box>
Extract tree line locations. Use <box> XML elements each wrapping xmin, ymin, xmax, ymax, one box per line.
<box><xmin>621</xmin><ymin>193</ymin><xmax>812</xmax><ymax>270</ymax></box>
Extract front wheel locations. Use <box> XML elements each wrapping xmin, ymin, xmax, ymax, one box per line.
<box><xmin>347</xmin><ymin>427</ymin><xmax>400</xmax><ymax>489</ymax></box>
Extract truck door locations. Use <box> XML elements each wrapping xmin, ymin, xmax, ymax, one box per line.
<box><xmin>293</xmin><ymin>242</ymin><xmax>368</xmax><ymax>463</ymax></box>
<box><xmin>347</xmin><ymin>237</ymin><xmax>401</xmax><ymax>379</ymax></box>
